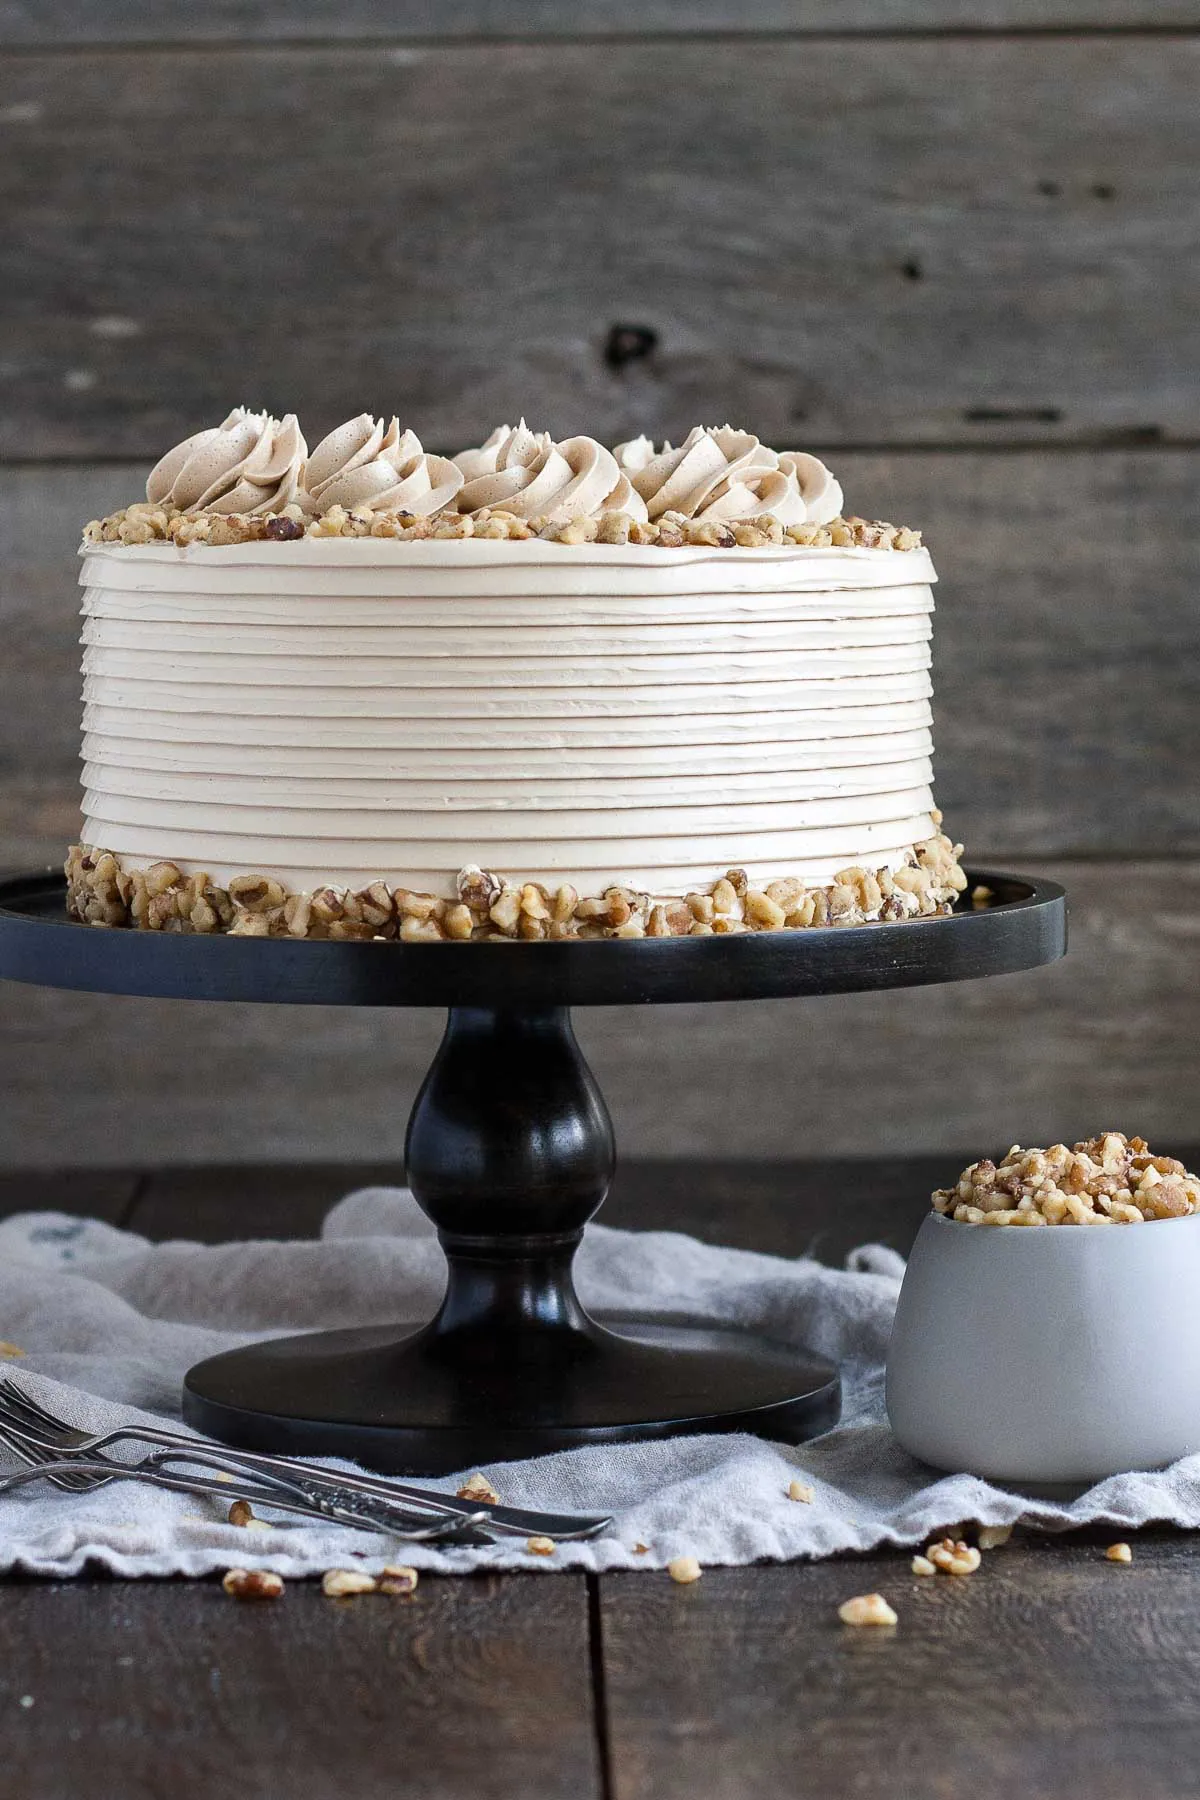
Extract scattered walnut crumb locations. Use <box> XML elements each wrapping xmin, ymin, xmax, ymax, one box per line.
<box><xmin>227</xmin><ymin>1499</ymin><xmax>254</xmax><ymax>1527</ymax></box>
<box><xmin>925</xmin><ymin>1538</ymin><xmax>982</xmax><ymax>1576</ymax></box>
<box><xmin>457</xmin><ymin>1472</ymin><xmax>501</xmax><ymax>1505</ymax></box>
<box><xmin>1106</xmin><ymin>1543</ymin><xmax>1133</xmax><ymax>1564</ymax></box>
<box><xmin>632</xmin><ymin>1542</ymin><xmax>651</xmax><ymax>1555</ymax></box>
<box><xmin>978</xmin><ymin>1525</ymin><xmax>1013</xmax><ymax>1550</ymax></box>
<box><xmin>787</xmin><ymin>1480</ymin><xmax>815</xmax><ymax>1504</ymax></box>
<box><xmin>322</xmin><ymin>1568</ymin><xmax>379</xmax><ymax>1597</ymax></box>
<box><xmin>378</xmin><ymin>1565</ymin><xmax>420</xmax><ymax>1595</ymax></box>
<box><xmin>526</xmin><ymin>1536</ymin><xmax>556</xmax><ymax>1557</ymax></box>
<box><xmin>0</xmin><ymin>1341</ymin><xmax>25</xmax><ymax>1359</ymax></box>
<box><xmin>934</xmin><ymin>1133</ymin><xmax>1200</xmax><ymax>1227</ymax></box>
<box><xmin>911</xmin><ymin>1555</ymin><xmax>936</xmax><ymax>1577</ymax></box>
<box><xmin>222</xmin><ymin>1568</ymin><xmax>284</xmax><ymax>1600</ymax></box>
<box><xmin>668</xmin><ymin>1556</ymin><xmax>703</xmax><ymax>1585</ymax></box>
<box><xmin>838</xmin><ymin>1593</ymin><xmax>897</xmax><ymax>1627</ymax></box>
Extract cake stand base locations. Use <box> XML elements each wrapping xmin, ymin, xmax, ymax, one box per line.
<box><xmin>0</xmin><ymin>869</ymin><xmax>1066</xmax><ymax>1474</ymax></box>
<box><xmin>184</xmin><ymin>1318</ymin><xmax>839</xmax><ymax>1474</ymax></box>
<box><xmin>184</xmin><ymin>1000</ymin><xmax>840</xmax><ymax>1471</ymax></box>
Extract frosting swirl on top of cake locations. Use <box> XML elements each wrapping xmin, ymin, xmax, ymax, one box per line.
<box><xmin>615</xmin><ymin>426</ymin><xmax>842</xmax><ymax>526</ymax></box>
<box><xmin>777</xmin><ymin>452</ymin><xmax>844</xmax><ymax>526</ymax></box>
<box><xmin>452</xmin><ymin>422</ymin><xmax>648</xmax><ymax>521</ymax></box>
<box><xmin>135</xmin><ymin>411</ymin><xmax>851</xmax><ymax>531</ymax></box>
<box><xmin>305</xmin><ymin>415</ymin><xmax>463</xmax><ymax>516</ymax></box>
<box><xmin>146</xmin><ymin>407</ymin><xmax>308</xmax><ymax>516</ymax></box>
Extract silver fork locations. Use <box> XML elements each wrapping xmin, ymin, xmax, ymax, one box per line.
<box><xmin>0</xmin><ymin>1418</ymin><xmax>489</xmax><ymax>1541</ymax></box>
<box><xmin>0</xmin><ymin>1376</ymin><xmax>613</xmax><ymax>1541</ymax></box>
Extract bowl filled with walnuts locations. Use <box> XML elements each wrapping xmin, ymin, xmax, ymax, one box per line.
<box><xmin>886</xmin><ymin>1133</ymin><xmax>1200</xmax><ymax>1487</ymax></box>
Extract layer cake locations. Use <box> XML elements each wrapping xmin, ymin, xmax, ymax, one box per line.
<box><xmin>69</xmin><ymin>411</ymin><xmax>965</xmax><ymax>940</ymax></box>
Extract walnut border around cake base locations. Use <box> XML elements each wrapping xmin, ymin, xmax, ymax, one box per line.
<box><xmin>65</xmin><ymin>836</ymin><xmax>968</xmax><ymax>943</ymax></box>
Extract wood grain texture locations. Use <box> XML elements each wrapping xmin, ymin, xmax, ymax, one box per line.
<box><xmin>0</xmin><ymin>40</ymin><xmax>1195</xmax><ymax>456</ymax></box>
<box><xmin>0</xmin><ymin>1575</ymin><xmax>600</xmax><ymax>1800</ymax></box>
<box><xmin>0</xmin><ymin>858</ymin><xmax>1197</xmax><ymax>1167</ymax></box>
<box><xmin>3</xmin><ymin>2</ymin><xmax>1198</xmax><ymax>44</ymax></box>
<box><xmin>4</xmin><ymin>451</ymin><xmax>1197</xmax><ymax>864</ymax></box>
<box><xmin>600</xmin><ymin>1539</ymin><xmax>1200</xmax><ymax>1800</ymax></box>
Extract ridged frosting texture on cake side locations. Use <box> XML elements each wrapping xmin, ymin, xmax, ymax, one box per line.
<box><xmin>78</xmin><ymin>539</ymin><xmax>939</xmax><ymax>895</ymax></box>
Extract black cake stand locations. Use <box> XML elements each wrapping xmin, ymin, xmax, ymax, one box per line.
<box><xmin>0</xmin><ymin>868</ymin><xmax>1065</xmax><ymax>1473</ymax></box>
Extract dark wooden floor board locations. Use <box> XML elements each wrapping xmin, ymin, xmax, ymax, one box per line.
<box><xmin>4</xmin><ymin>451</ymin><xmax>1198</xmax><ymax>863</ymax></box>
<box><xmin>0</xmin><ymin>41</ymin><xmax>1195</xmax><ymax>455</ymax></box>
<box><xmin>0</xmin><ymin>1573</ymin><xmax>601</xmax><ymax>1800</ymax></box>
<box><xmin>3</xmin><ymin>3</ymin><xmax>1199</xmax><ymax>45</ymax></box>
<box><xmin>599</xmin><ymin>1539</ymin><xmax>1200</xmax><ymax>1800</ymax></box>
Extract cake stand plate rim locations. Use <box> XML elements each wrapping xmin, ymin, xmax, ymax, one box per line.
<box><xmin>0</xmin><ymin>867</ymin><xmax>1066</xmax><ymax>1008</ymax></box>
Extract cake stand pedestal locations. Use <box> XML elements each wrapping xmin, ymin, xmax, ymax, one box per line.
<box><xmin>0</xmin><ymin>869</ymin><xmax>1064</xmax><ymax>1473</ymax></box>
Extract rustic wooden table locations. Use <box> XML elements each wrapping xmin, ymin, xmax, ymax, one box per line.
<box><xmin>1</xmin><ymin>1157</ymin><xmax>1197</xmax><ymax>1800</ymax></box>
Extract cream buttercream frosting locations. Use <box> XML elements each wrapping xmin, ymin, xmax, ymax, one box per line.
<box><xmin>306</xmin><ymin>415</ymin><xmax>462</xmax><ymax>516</ymax></box>
<box><xmin>74</xmin><ymin>413</ymin><xmax>960</xmax><ymax>929</ymax></box>
<box><xmin>146</xmin><ymin>408</ymin><xmax>307</xmax><ymax>516</ymax></box>
<box><xmin>614</xmin><ymin>426</ymin><xmax>842</xmax><ymax>526</ymax></box>
<box><xmin>132</xmin><ymin>412</ymin><xmax>851</xmax><ymax>532</ymax></box>
<box><xmin>77</xmin><ymin>536</ymin><xmax>941</xmax><ymax>895</ymax></box>
<box><xmin>451</xmin><ymin>421</ymin><xmax>647</xmax><ymax>521</ymax></box>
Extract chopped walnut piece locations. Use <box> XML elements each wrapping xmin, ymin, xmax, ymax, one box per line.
<box><xmin>227</xmin><ymin>1500</ymin><xmax>255</xmax><ymax>1527</ymax></box>
<box><xmin>378</xmin><ymin>1565</ymin><xmax>420</xmax><ymax>1595</ymax></box>
<box><xmin>911</xmin><ymin>1555</ymin><xmax>936</xmax><ymax>1577</ymax></box>
<box><xmin>787</xmin><ymin>1479</ymin><xmax>815</xmax><ymax>1503</ymax></box>
<box><xmin>668</xmin><ymin>1556</ymin><xmax>702</xmax><ymax>1585</ymax></box>
<box><xmin>322</xmin><ymin>1568</ymin><xmax>379</xmax><ymax>1597</ymax></box>
<box><xmin>977</xmin><ymin>1525</ymin><xmax>1013</xmax><ymax>1550</ymax></box>
<box><xmin>526</xmin><ymin>1536</ymin><xmax>556</xmax><ymax>1557</ymax></box>
<box><xmin>838</xmin><ymin>1593</ymin><xmax>897</xmax><ymax>1627</ymax></box>
<box><xmin>1106</xmin><ymin>1542</ymin><xmax>1133</xmax><ymax>1563</ymax></box>
<box><xmin>926</xmin><ymin>1538</ymin><xmax>982</xmax><ymax>1576</ymax></box>
<box><xmin>222</xmin><ymin>1568</ymin><xmax>284</xmax><ymax>1600</ymax></box>
<box><xmin>457</xmin><ymin>1472</ymin><xmax>501</xmax><ymax>1505</ymax></box>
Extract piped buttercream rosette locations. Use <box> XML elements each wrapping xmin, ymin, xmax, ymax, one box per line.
<box><xmin>615</xmin><ymin>425</ymin><xmax>843</xmax><ymax>527</ymax></box>
<box><xmin>304</xmin><ymin>415</ymin><xmax>463</xmax><ymax>516</ymax></box>
<box><xmin>146</xmin><ymin>407</ymin><xmax>308</xmax><ymax>516</ymax></box>
<box><xmin>452</xmin><ymin>422</ymin><xmax>648</xmax><ymax>522</ymax></box>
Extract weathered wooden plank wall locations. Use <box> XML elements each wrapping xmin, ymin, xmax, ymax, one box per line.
<box><xmin>2</xmin><ymin>4</ymin><xmax>1197</xmax><ymax>42</ymax></box>
<box><xmin>0</xmin><ymin>4</ymin><xmax>1194</xmax><ymax>1168</ymax></box>
<box><xmin>2</xmin><ymin>42</ymin><xmax>1196</xmax><ymax>454</ymax></box>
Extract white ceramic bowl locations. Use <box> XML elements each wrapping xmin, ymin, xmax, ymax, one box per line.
<box><xmin>886</xmin><ymin>1208</ymin><xmax>1200</xmax><ymax>1485</ymax></box>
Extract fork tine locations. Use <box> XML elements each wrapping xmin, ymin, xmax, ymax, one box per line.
<box><xmin>0</xmin><ymin>1421</ymin><xmax>104</xmax><ymax>1492</ymax></box>
<box><xmin>0</xmin><ymin>1389</ymin><xmax>70</xmax><ymax>1443</ymax></box>
<box><xmin>0</xmin><ymin>1379</ymin><xmax>75</xmax><ymax>1439</ymax></box>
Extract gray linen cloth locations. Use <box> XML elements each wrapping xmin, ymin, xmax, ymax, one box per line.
<box><xmin>0</xmin><ymin>1186</ymin><xmax>1195</xmax><ymax>1579</ymax></box>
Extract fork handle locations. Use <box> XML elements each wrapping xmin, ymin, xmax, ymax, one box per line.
<box><xmin>93</xmin><ymin>1425</ymin><xmax>611</xmax><ymax>1540</ymax></box>
<box><xmin>0</xmin><ymin>1458</ymin><xmax>487</xmax><ymax>1541</ymax></box>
